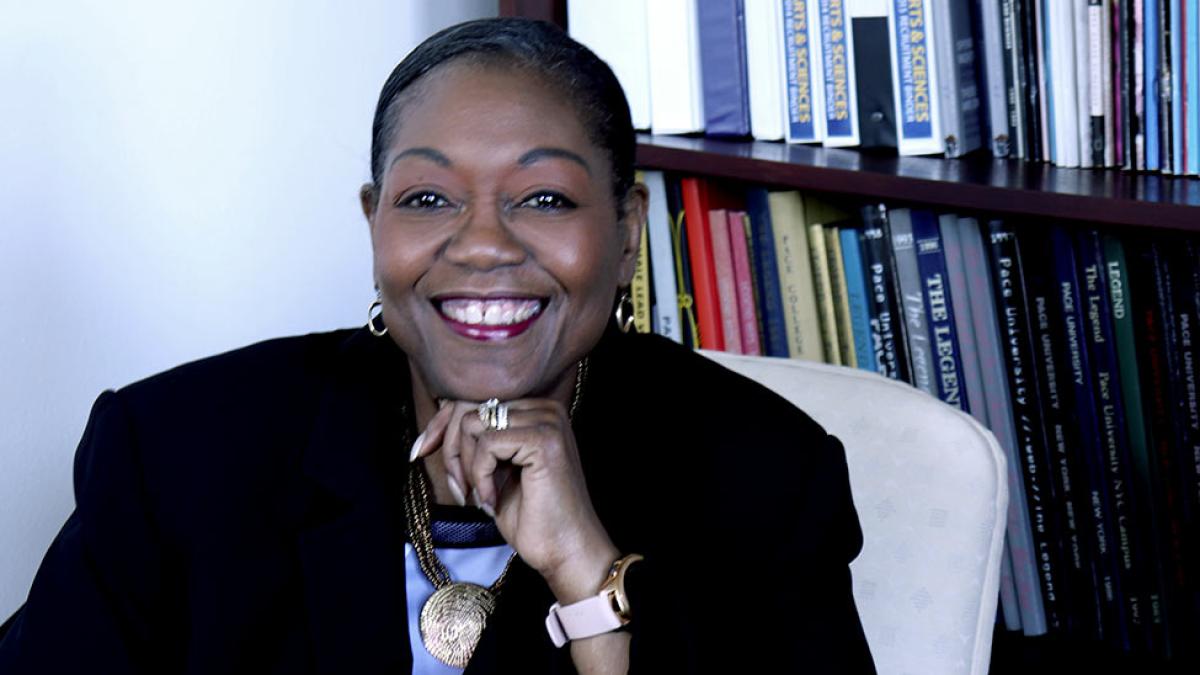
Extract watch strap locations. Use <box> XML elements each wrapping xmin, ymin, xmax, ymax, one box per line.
<box><xmin>545</xmin><ymin>594</ymin><xmax>624</xmax><ymax>648</ymax></box>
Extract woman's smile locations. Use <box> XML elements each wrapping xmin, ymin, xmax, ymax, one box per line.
<box><xmin>434</xmin><ymin>295</ymin><xmax>547</xmax><ymax>341</ymax></box>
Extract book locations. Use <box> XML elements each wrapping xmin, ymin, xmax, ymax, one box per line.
<box><xmin>859</xmin><ymin>204</ymin><xmax>910</xmax><ymax>381</ymax></box>
<box><xmin>727</xmin><ymin>210</ymin><xmax>763</xmax><ymax>355</ymax></box>
<box><xmin>567</xmin><ymin>0</ymin><xmax>652</xmax><ymax>130</ymax></box>
<box><xmin>1076</xmin><ymin>229</ymin><xmax>1154</xmax><ymax>651</ymax></box>
<box><xmin>630</xmin><ymin>207</ymin><xmax>652</xmax><ymax>334</ymax></box>
<box><xmin>911</xmin><ymin>210</ymin><xmax>968</xmax><ymax>411</ymax></box>
<box><xmin>769</xmin><ymin>191</ymin><xmax>826</xmax><ymax>362</ymax></box>
<box><xmin>931</xmin><ymin>0</ymin><xmax>984</xmax><ymax>158</ymax></box>
<box><xmin>939</xmin><ymin>213</ymin><xmax>988</xmax><ymax>422</ymax></box>
<box><xmin>839</xmin><ymin>224</ymin><xmax>877</xmax><ymax>373</ymax></box>
<box><xmin>1188</xmin><ymin>0</ymin><xmax>1200</xmax><ymax>174</ymax></box>
<box><xmin>817</xmin><ymin>0</ymin><xmax>861</xmax><ymax>147</ymax></box>
<box><xmin>808</xmin><ymin>218</ymin><xmax>842</xmax><ymax>365</ymax></box>
<box><xmin>961</xmin><ymin>215</ymin><xmax>1047</xmax><ymax>635</ymax></box>
<box><xmin>1170</xmin><ymin>0</ymin><xmax>1184</xmax><ymax>174</ymax></box>
<box><xmin>697</xmin><ymin>0</ymin><xmax>752</xmax><ymax>137</ymax></box>
<box><xmin>642</xmin><ymin>171</ymin><xmax>683</xmax><ymax>344</ymax></box>
<box><xmin>888</xmin><ymin>208</ymin><xmax>935</xmax><ymax>394</ymax></box>
<box><xmin>680</xmin><ymin>178</ymin><xmax>726</xmax><ymax>350</ymax></box>
<box><xmin>745</xmin><ymin>0</ymin><xmax>787</xmax><ymax>140</ymax></box>
<box><xmin>1019</xmin><ymin>0</ymin><xmax>1045</xmax><ymax>162</ymax></box>
<box><xmin>1103</xmin><ymin>233</ymin><xmax>1171</xmax><ymax>655</ymax></box>
<box><xmin>825</xmin><ymin>224</ymin><xmax>857</xmax><ymax>367</ymax></box>
<box><xmin>1002</xmin><ymin>0</ymin><xmax>1030</xmax><ymax>160</ymax></box>
<box><xmin>1048</xmin><ymin>0</ymin><xmax>1082</xmax><ymax>167</ymax></box>
<box><xmin>1023</xmin><ymin>230</ymin><xmax>1102</xmax><ymax>639</ymax></box>
<box><xmin>645</xmin><ymin>0</ymin><xmax>705</xmax><ymax>134</ymax></box>
<box><xmin>1073</xmin><ymin>0</ymin><xmax>1095</xmax><ymax>167</ymax></box>
<box><xmin>708</xmin><ymin>208</ymin><xmax>743</xmax><ymax>354</ymax></box>
<box><xmin>886</xmin><ymin>0</ymin><xmax>943</xmax><ymax>155</ymax></box>
<box><xmin>986</xmin><ymin>219</ymin><xmax>1064</xmax><ymax>633</ymax></box>
<box><xmin>746</xmin><ymin>188</ymin><xmax>790</xmax><ymax>357</ymax></box>
<box><xmin>979</xmin><ymin>0</ymin><xmax>1014</xmax><ymax>157</ymax></box>
<box><xmin>1146</xmin><ymin>0</ymin><xmax>1162</xmax><ymax>170</ymax></box>
<box><xmin>665</xmin><ymin>176</ymin><xmax>699</xmax><ymax>349</ymax></box>
<box><xmin>847</xmin><ymin>0</ymin><xmax>898</xmax><ymax>147</ymax></box>
<box><xmin>783</xmin><ymin>0</ymin><xmax>827</xmax><ymax>143</ymax></box>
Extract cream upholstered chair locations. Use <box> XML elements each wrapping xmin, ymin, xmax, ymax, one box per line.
<box><xmin>700</xmin><ymin>351</ymin><xmax>1008</xmax><ymax>675</ymax></box>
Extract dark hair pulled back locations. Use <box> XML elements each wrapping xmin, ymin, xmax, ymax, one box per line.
<box><xmin>369</xmin><ymin>18</ymin><xmax>635</xmax><ymax>212</ymax></box>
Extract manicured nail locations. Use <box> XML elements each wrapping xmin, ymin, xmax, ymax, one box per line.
<box><xmin>480</xmin><ymin>501</ymin><xmax>497</xmax><ymax>520</ymax></box>
<box><xmin>447</xmin><ymin>474</ymin><xmax>467</xmax><ymax>507</ymax></box>
<box><xmin>409</xmin><ymin>432</ymin><xmax>425</xmax><ymax>463</ymax></box>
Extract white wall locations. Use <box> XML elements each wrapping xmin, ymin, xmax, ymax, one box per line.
<box><xmin>0</xmin><ymin>0</ymin><xmax>497</xmax><ymax>619</ymax></box>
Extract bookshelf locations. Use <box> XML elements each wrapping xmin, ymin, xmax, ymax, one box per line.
<box><xmin>503</xmin><ymin>2</ymin><xmax>1198</xmax><ymax>673</ymax></box>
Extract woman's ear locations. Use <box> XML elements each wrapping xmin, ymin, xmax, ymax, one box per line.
<box><xmin>615</xmin><ymin>183</ymin><xmax>650</xmax><ymax>286</ymax></box>
<box><xmin>360</xmin><ymin>183</ymin><xmax>378</xmax><ymax>223</ymax></box>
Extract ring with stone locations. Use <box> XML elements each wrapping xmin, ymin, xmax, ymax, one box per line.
<box><xmin>477</xmin><ymin>398</ymin><xmax>509</xmax><ymax>431</ymax></box>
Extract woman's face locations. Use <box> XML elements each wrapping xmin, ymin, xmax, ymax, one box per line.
<box><xmin>364</xmin><ymin>62</ymin><xmax>645</xmax><ymax>403</ymax></box>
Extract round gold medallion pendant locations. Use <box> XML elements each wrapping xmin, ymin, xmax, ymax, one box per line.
<box><xmin>419</xmin><ymin>582</ymin><xmax>498</xmax><ymax>667</ymax></box>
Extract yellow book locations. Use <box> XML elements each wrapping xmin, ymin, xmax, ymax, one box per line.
<box><xmin>824</xmin><ymin>224</ymin><xmax>857</xmax><ymax>368</ymax></box>
<box><xmin>630</xmin><ymin>212</ymin><xmax>652</xmax><ymax>334</ymax></box>
<box><xmin>767</xmin><ymin>192</ymin><xmax>824</xmax><ymax>362</ymax></box>
<box><xmin>806</xmin><ymin>221</ymin><xmax>841</xmax><ymax>365</ymax></box>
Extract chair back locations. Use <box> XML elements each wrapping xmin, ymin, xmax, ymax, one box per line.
<box><xmin>700</xmin><ymin>351</ymin><xmax>1007</xmax><ymax>675</ymax></box>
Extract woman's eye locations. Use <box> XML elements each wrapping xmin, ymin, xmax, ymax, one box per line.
<box><xmin>396</xmin><ymin>191</ymin><xmax>451</xmax><ymax>210</ymax></box>
<box><xmin>518</xmin><ymin>191</ymin><xmax>576</xmax><ymax>212</ymax></box>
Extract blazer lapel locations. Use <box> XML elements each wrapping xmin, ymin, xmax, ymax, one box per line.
<box><xmin>294</xmin><ymin>329</ymin><xmax>414</xmax><ymax>674</ymax></box>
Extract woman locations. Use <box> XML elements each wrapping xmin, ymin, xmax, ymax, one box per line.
<box><xmin>0</xmin><ymin>18</ymin><xmax>874</xmax><ymax>674</ymax></box>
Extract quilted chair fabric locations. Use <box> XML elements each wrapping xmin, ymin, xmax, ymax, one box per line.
<box><xmin>700</xmin><ymin>351</ymin><xmax>1008</xmax><ymax>675</ymax></box>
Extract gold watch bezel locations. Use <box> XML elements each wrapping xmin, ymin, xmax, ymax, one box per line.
<box><xmin>599</xmin><ymin>553</ymin><xmax>644</xmax><ymax>624</ymax></box>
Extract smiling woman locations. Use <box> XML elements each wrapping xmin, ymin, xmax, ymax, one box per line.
<box><xmin>0</xmin><ymin>18</ymin><xmax>875</xmax><ymax>674</ymax></box>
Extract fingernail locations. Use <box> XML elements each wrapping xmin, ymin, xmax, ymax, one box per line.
<box><xmin>408</xmin><ymin>432</ymin><xmax>424</xmax><ymax>463</ymax></box>
<box><xmin>480</xmin><ymin>501</ymin><xmax>497</xmax><ymax>519</ymax></box>
<box><xmin>447</xmin><ymin>475</ymin><xmax>467</xmax><ymax>507</ymax></box>
<box><xmin>437</xmin><ymin>398</ymin><xmax>448</xmax><ymax>409</ymax></box>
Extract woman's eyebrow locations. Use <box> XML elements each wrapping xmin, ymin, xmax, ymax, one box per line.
<box><xmin>517</xmin><ymin>147</ymin><xmax>591</xmax><ymax>175</ymax></box>
<box><xmin>390</xmin><ymin>147</ymin><xmax>451</xmax><ymax>168</ymax></box>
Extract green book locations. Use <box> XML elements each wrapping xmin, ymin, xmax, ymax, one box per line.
<box><xmin>1101</xmin><ymin>233</ymin><xmax>1168</xmax><ymax>650</ymax></box>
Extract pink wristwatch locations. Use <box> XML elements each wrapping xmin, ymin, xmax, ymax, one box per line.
<box><xmin>545</xmin><ymin>553</ymin><xmax>644</xmax><ymax>648</ymax></box>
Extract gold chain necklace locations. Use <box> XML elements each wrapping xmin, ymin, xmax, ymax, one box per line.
<box><xmin>404</xmin><ymin>357</ymin><xmax>588</xmax><ymax>667</ymax></box>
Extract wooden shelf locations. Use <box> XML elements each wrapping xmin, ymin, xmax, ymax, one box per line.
<box><xmin>636</xmin><ymin>134</ymin><xmax>1200</xmax><ymax>233</ymax></box>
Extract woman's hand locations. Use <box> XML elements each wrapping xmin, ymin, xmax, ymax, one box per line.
<box><xmin>411</xmin><ymin>398</ymin><xmax>619</xmax><ymax>603</ymax></box>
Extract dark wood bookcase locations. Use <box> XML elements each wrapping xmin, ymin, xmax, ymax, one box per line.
<box><xmin>502</xmin><ymin>1</ymin><xmax>1198</xmax><ymax>672</ymax></box>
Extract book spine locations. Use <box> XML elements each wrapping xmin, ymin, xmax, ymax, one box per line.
<box><xmin>981</xmin><ymin>0</ymin><xmax>1014</xmax><ymax>157</ymax></box>
<box><xmin>1188</xmin><ymin>0</ymin><xmax>1200</xmax><ymax>174</ymax></box>
<box><xmin>808</xmin><ymin>221</ymin><xmax>842</xmax><ymax>365</ymax></box>
<box><xmin>783</xmin><ymin>0</ymin><xmax>825</xmax><ymax>143</ymax></box>
<box><xmin>818</xmin><ymin>0</ymin><xmax>860</xmax><ymax>146</ymax></box>
<box><xmin>746</xmin><ymin>188</ymin><xmax>790</xmax><ymax>357</ymax></box>
<box><xmin>839</xmin><ymin>224</ymin><xmax>877</xmax><ymax>373</ymax></box>
<box><xmin>664</xmin><ymin>176</ymin><xmax>699</xmax><ymax>349</ymax></box>
<box><xmin>860</xmin><ymin>204</ymin><xmax>911</xmax><ymax>381</ymax></box>
<box><xmin>1126</xmin><ymin>238</ymin><xmax>1189</xmax><ymax>659</ymax></box>
<box><xmin>1146</xmin><ymin>0</ymin><xmax>1161</xmax><ymax>170</ymax></box>
<box><xmin>1075</xmin><ymin>0</ymin><xmax>1096</xmax><ymax>167</ymax></box>
<box><xmin>932</xmin><ymin>0</ymin><xmax>983</xmax><ymax>157</ymax></box>
<box><xmin>887</xmin><ymin>0</ymin><xmax>943</xmax><ymax>154</ymax></box>
<box><xmin>939</xmin><ymin>213</ymin><xmax>987</xmax><ymax>422</ymax></box>
<box><xmin>631</xmin><ymin>209</ymin><xmax>652</xmax><ymax>334</ymax></box>
<box><xmin>961</xmin><ymin>216</ymin><xmax>1047</xmax><ymax>634</ymax></box>
<box><xmin>680</xmin><ymin>178</ymin><xmax>724</xmax><ymax>351</ymax></box>
<box><xmin>1103</xmin><ymin>233</ymin><xmax>1171</xmax><ymax>655</ymax></box>
<box><xmin>1089</xmin><ymin>0</ymin><xmax>1109</xmax><ymax>165</ymax></box>
<box><xmin>643</xmin><ymin>171</ymin><xmax>683</xmax><ymax>344</ymax></box>
<box><xmin>1134</xmin><ymin>0</ymin><xmax>1148</xmax><ymax>170</ymax></box>
<box><xmin>708</xmin><ymin>208</ymin><xmax>743</xmax><ymax>354</ymax></box>
<box><xmin>889</xmin><ymin>209</ymin><xmax>934</xmax><ymax>393</ymax></box>
<box><xmin>770</xmin><ymin>191</ymin><xmax>826</xmax><ymax>362</ymax></box>
<box><xmin>1165</xmin><ymin>238</ymin><xmax>1200</xmax><ymax>588</ymax></box>
<box><xmin>1103</xmin><ymin>0</ymin><xmax>1118</xmax><ymax>165</ymax></box>
<box><xmin>825</xmin><ymin>224</ymin><xmax>857</xmax><ymax>367</ymax></box>
<box><xmin>1171</xmin><ymin>0</ymin><xmax>1184</xmax><ymax>174</ymax></box>
<box><xmin>849</xmin><ymin>4</ymin><xmax>899</xmax><ymax>147</ymax></box>
<box><xmin>727</xmin><ymin>210</ymin><xmax>763</xmax><ymax>356</ymax></box>
<box><xmin>1023</xmin><ymin>232</ymin><xmax>1103</xmax><ymax>639</ymax></box>
<box><xmin>1003</xmin><ymin>0</ymin><xmax>1029</xmax><ymax>158</ymax></box>
<box><xmin>987</xmin><ymin>220</ymin><xmax>1066</xmax><ymax>633</ymax></box>
<box><xmin>698</xmin><ymin>0</ymin><xmax>751</xmax><ymax>136</ymax></box>
<box><xmin>912</xmin><ymin>210</ymin><xmax>968</xmax><ymax>411</ymax></box>
<box><xmin>645</xmin><ymin>0</ymin><xmax>706</xmax><ymax>134</ymax></box>
<box><xmin>745</xmin><ymin>0</ymin><xmax>787</xmax><ymax>140</ymax></box>
<box><xmin>1039</xmin><ymin>0</ymin><xmax>1056</xmax><ymax>165</ymax></box>
<box><xmin>1077</xmin><ymin>229</ymin><xmax>1151</xmax><ymax>651</ymax></box>
<box><xmin>1157</xmin><ymin>0</ymin><xmax>1173</xmax><ymax>173</ymax></box>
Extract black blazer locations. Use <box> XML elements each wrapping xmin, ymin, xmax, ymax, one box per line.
<box><xmin>0</xmin><ymin>326</ymin><xmax>875</xmax><ymax>674</ymax></box>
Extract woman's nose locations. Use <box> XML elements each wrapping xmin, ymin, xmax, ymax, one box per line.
<box><xmin>441</xmin><ymin>203</ymin><xmax>527</xmax><ymax>271</ymax></box>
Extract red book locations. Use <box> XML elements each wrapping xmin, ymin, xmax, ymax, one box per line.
<box><xmin>708</xmin><ymin>208</ymin><xmax>742</xmax><ymax>354</ymax></box>
<box><xmin>726</xmin><ymin>210</ymin><xmax>762</xmax><ymax>356</ymax></box>
<box><xmin>680</xmin><ymin>178</ymin><xmax>724</xmax><ymax>350</ymax></box>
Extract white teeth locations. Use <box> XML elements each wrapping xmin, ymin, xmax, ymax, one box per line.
<box><xmin>440</xmin><ymin>298</ymin><xmax>543</xmax><ymax>327</ymax></box>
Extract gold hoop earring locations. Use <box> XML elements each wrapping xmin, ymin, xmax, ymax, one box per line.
<box><xmin>368</xmin><ymin>295</ymin><xmax>388</xmax><ymax>337</ymax></box>
<box><xmin>614</xmin><ymin>290</ymin><xmax>635</xmax><ymax>334</ymax></box>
